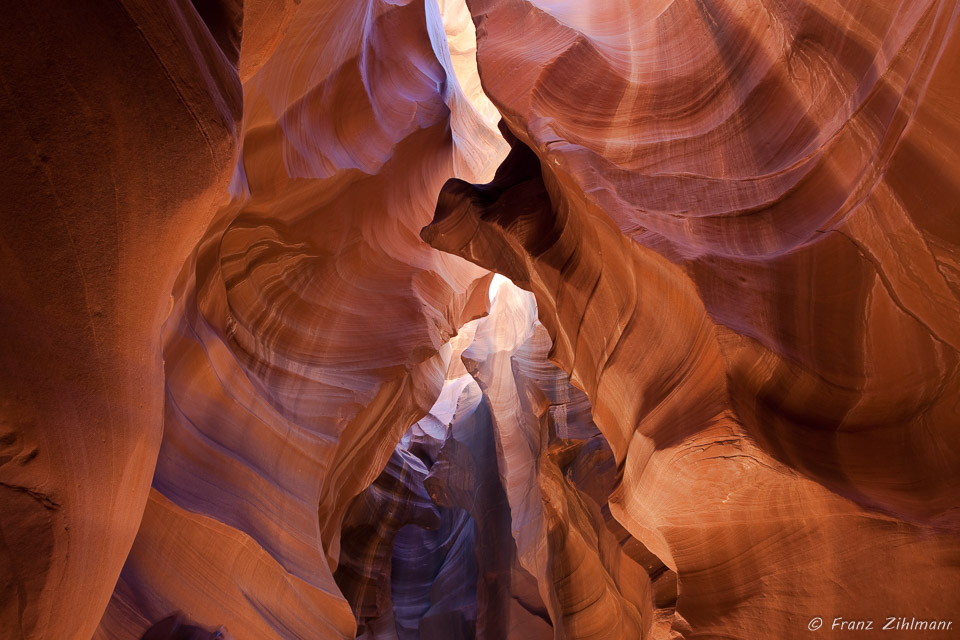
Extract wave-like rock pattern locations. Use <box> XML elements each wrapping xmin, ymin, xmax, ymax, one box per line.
<box><xmin>95</xmin><ymin>1</ymin><xmax>505</xmax><ymax>638</ymax></box>
<box><xmin>5</xmin><ymin>0</ymin><xmax>960</xmax><ymax>638</ymax></box>
<box><xmin>0</xmin><ymin>1</ymin><xmax>252</xmax><ymax>636</ymax></box>
<box><xmin>461</xmin><ymin>0</ymin><xmax>960</xmax><ymax>525</ymax></box>
<box><xmin>331</xmin><ymin>274</ymin><xmax>688</xmax><ymax>639</ymax></box>
<box><xmin>422</xmin><ymin>7</ymin><xmax>960</xmax><ymax>624</ymax></box>
<box><xmin>463</xmin><ymin>279</ymin><xmax>652</xmax><ymax>639</ymax></box>
<box><xmin>336</xmin><ymin>364</ymin><xmax>555</xmax><ymax>638</ymax></box>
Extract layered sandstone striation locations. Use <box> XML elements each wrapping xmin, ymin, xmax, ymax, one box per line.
<box><xmin>2</xmin><ymin>0</ymin><xmax>959</xmax><ymax>639</ymax></box>
<box><xmin>0</xmin><ymin>2</ymin><xmax>247</xmax><ymax>637</ymax></box>
<box><xmin>96</xmin><ymin>1</ymin><xmax>505</xmax><ymax>638</ymax></box>
<box><xmin>423</xmin><ymin>0</ymin><xmax>960</xmax><ymax>636</ymax></box>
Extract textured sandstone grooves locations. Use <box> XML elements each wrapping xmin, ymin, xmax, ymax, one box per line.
<box><xmin>421</xmin><ymin>0</ymin><xmax>960</xmax><ymax>629</ymax></box>
<box><xmin>335</xmin><ymin>277</ymin><xmax>676</xmax><ymax>639</ymax></box>
<box><xmin>0</xmin><ymin>0</ymin><xmax>315</xmax><ymax>634</ymax></box>
<box><xmin>464</xmin><ymin>0</ymin><xmax>960</xmax><ymax>524</ymax></box>
<box><xmin>460</xmin><ymin>279</ymin><xmax>660</xmax><ymax>639</ymax></box>
<box><xmin>93</xmin><ymin>1</ymin><xmax>507</xmax><ymax>638</ymax></box>
<box><xmin>0</xmin><ymin>2</ymin><xmax>246</xmax><ymax>637</ymax></box>
<box><xmin>4</xmin><ymin>0</ymin><xmax>960</xmax><ymax>638</ymax></box>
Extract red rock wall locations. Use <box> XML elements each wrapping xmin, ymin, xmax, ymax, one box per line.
<box><xmin>2</xmin><ymin>0</ymin><xmax>959</xmax><ymax>638</ymax></box>
<box><xmin>422</xmin><ymin>0</ymin><xmax>960</xmax><ymax>636</ymax></box>
<box><xmin>0</xmin><ymin>1</ymin><xmax>244</xmax><ymax>636</ymax></box>
<box><xmin>95</xmin><ymin>1</ymin><xmax>505</xmax><ymax>638</ymax></box>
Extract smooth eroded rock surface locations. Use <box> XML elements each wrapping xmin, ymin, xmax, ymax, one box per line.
<box><xmin>422</xmin><ymin>0</ymin><xmax>960</xmax><ymax>634</ymax></box>
<box><xmin>3</xmin><ymin>0</ymin><xmax>959</xmax><ymax>638</ymax></box>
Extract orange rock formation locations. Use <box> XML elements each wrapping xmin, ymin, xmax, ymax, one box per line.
<box><xmin>1</xmin><ymin>0</ymin><xmax>958</xmax><ymax>639</ymax></box>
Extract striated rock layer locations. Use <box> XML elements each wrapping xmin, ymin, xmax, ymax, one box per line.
<box><xmin>0</xmin><ymin>0</ymin><xmax>309</xmax><ymax>634</ymax></box>
<box><xmin>96</xmin><ymin>1</ymin><xmax>506</xmax><ymax>638</ymax></box>
<box><xmin>2</xmin><ymin>0</ymin><xmax>960</xmax><ymax>639</ymax></box>
<box><xmin>423</xmin><ymin>0</ymin><xmax>960</xmax><ymax>636</ymax></box>
<box><xmin>333</xmin><ymin>276</ymin><xmax>666</xmax><ymax>639</ymax></box>
<box><xmin>0</xmin><ymin>2</ymin><xmax>243</xmax><ymax>637</ymax></box>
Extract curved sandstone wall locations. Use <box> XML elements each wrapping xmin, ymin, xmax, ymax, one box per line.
<box><xmin>1</xmin><ymin>0</ymin><xmax>958</xmax><ymax>638</ymax></box>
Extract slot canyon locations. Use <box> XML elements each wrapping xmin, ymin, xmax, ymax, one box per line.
<box><xmin>1</xmin><ymin>0</ymin><xmax>959</xmax><ymax>638</ymax></box>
